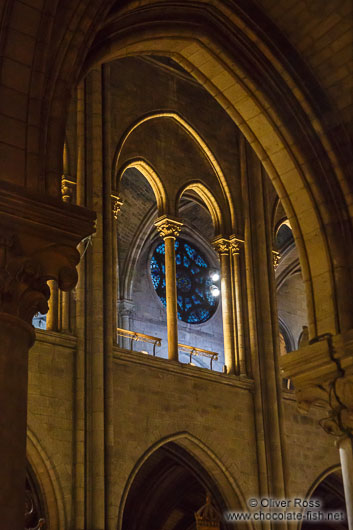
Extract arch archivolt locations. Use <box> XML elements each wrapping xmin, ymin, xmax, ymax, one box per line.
<box><xmin>87</xmin><ymin>4</ymin><xmax>353</xmax><ymax>337</ymax></box>
<box><xmin>178</xmin><ymin>181</ymin><xmax>223</xmax><ymax>235</ymax></box>
<box><xmin>117</xmin><ymin>431</ymin><xmax>254</xmax><ymax>530</ymax></box>
<box><xmin>114</xmin><ymin>111</ymin><xmax>233</xmax><ymax>229</ymax></box>
<box><xmin>26</xmin><ymin>428</ymin><xmax>67</xmax><ymax>530</ymax></box>
<box><xmin>117</xmin><ymin>158</ymin><xmax>168</xmax><ymax>215</ymax></box>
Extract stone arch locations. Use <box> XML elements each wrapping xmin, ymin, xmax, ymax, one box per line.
<box><xmin>113</xmin><ymin>111</ymin><xmax>234</xmax><ymax>228</ymax></box>
<box><xmin>83</xmin><ymin>2</ymin><xmax>353</xmax><ymax>339</ymax></box>
<box><xmin>26</xmin><ymin>428</ymin><xmax>67</xmax><ymax>530</ymax></box>
<box><xmin>178</xmin><ymin>181</ymin><xmax>224</xmax><ymax>235</ymax></box>
<box><xmin>117</xmin><ymin>431</ymin><xmax>253</xmax><ymax>530</ymax></box>
<box><xmin>300</xmin><ymin>465</ymin><xmax>346</xmax><ymax>530</ymax></box>
<box><xmin>118</xmin><ymin>159</ymin><xmax>168</xmax><ymax>215</ymax></box>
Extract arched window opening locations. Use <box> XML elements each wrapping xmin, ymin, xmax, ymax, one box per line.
<box><xmin>302</xmin><ymin>469</ymin><xmax>347</xmax><ymax>530</ymax></box>
<box><xmin>275</xmin><ymin>220</ymin><xmax>294</xmax><ymax>253</ymax></box>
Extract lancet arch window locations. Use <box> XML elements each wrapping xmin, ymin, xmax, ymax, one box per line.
<box><xmin>150</xmin><ymin>238</ymin><xmax>219</xmax><ymax>324</ymax></box>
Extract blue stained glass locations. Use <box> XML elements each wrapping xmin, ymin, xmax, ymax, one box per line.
<box><xmin>183</xmin><ymin>255</ymin><xmax>190</xmax><ymax>267</ymax></box>
<box><xmin>150</xmin><ymin>238</ymin><xmax>219</xmax><ymax>324</ymax></box>
<box><xmin>156</xmin><ymin>243</ymin><xmax>165</xmax><ymax>255</ymax></box>
<box><xmin>177</xmin><ymin>295</ymin><xmax>183</xmax><ymax>309</ymax></box>
<box><xmin>151</xmin><ymin>274</ymin><xmax>160</xmax><ymax>289</ymax></box>
<box><xmin>195</xmin><ymin>255</ymin><xmax>207</xmax><ymax>267</ymax></box>
<box><xmin>184</xmin><ymin>243</ymin><xmax>196</xmax><ymax>259</ymax></box>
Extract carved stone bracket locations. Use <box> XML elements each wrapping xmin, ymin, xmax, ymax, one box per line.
<box><xmin>0</xmin><ymin>181</ymin><xmax>95</xmax><ymax>325</ymax></box>
<box><xmin>281</xmin><ymin>329</ymin><xmax>353</xmax><ymax>438</ymax></box>
<box><xmin>154</xmin><ymin>215</ymin><xmax>183</xmax><ymax>239</ymax></box>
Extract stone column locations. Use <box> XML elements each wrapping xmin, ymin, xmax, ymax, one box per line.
<box><xmin>338</xmin><ymin>436</ymin><xmax>353</xmax><ymax>529</ymax></box>
<box><xmin>60</xmin><ymin>175</ymin><xmax>76</xmax><ymax>332</ymax></box>
<box><xmin>46</xmin><ymin>280</ymin><xmax>59</xmax><ymax>331</ymax></box>
<box><xmin>154</xmin><ymin>215</ymin><xmax>183</xmax><ymax>362</ymax></box>
<box><xmin>0</xmin><ymin>313</ymin><xmax>34</xmax><ymax>530</ymax></box>
<box><xmin>85</xmin><ymin>66</ymin><xmax>106</xmax><ymax>530</ymax></box>
<box><xmin>118</xmin><ymin>299</ymin><xmax>134</xmax><ymax>349</ymax></box>
<box><xmin>241</xmin><ymin>137</ymin><xmax>286</xmax><ymax>514</ymax></box>
<box><xmin>230</xmin><ymin>236</ymin><xmax>246</xmax><ymax>376</ymax></box>
<box><xmin>73</xmin><ymin>80</ymin><xmax>87</xmax><ymax>530</ymax></box>
<box><xmin>0</xmin><ymin>184</ymin><xmax>95</xmax><ymax>530</ymax></box>
<box><xmin>212</xmin><ymin>236</ymin><xmax>236</xmax><ymax>375</ymax></box>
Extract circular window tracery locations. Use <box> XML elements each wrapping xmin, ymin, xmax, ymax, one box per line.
<box><xmin>150</xmin><ymin>238</ymin><xmax>219</xmax><ymax>324</ymax></box>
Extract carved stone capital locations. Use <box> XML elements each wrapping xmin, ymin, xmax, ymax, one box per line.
<box><xmin>0</xmin><ymin>181</ymin><xmax>95</xmax><ymax>325</ymax></box>
<box><xmin>281</xmin><ymin>329</ymin><xmax>353</xmax><ymax>438</ymax></box>
<box><xmin>118</xmin><ymin>299</ymin><xmax>135</xmax><ymax>318</ymax></box>
<box><xmin>111</xmin><ymin>194</ymin><xmax>123</xmax><ymax>220</ymax></box>
<box><xmin>229</xmin><ymin>235</ymin><xmax>244</xmax><ymax>256</ymax></box>
<box><xmin>212</xmin><ymin>236</ymin><xmax>231</xmax><ymax>255</ymax></box>
<box><xmin>154</xmin><ymin>215</ymin><xmax>183</xmax><ymax>239</ymax></box>
<box><xmin>272</xmin><ymin>250</ymin><xmax>281</xmax><ymax>270</ymax></box>
<box><xmin>61</xmin><ymin>176</ymin><xmax>76</xmax><ymax>203</ymax></box>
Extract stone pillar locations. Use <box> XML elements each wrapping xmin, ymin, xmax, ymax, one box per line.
<box><xmin>73</xmin><ymin>80</ymin><xmax>87</xmax><ymax>530</ymax></box>
<box><xmin>212</xmin><ymin>236</ymin><xmax>236</xmax><ymax>375</ymax></box>
<box><xmin>0</xmin><ymin>314</ymin><xmax>34</xmax><ymax>530</ymax></box>
<box><xmin>241</xmin><ymin>138</ymin><xmax>286</xmax><ymax>513</ymax></box>
<box><xmin>46</xmin><ymin>280</ymin><xmax>58</xmax><ymax>331</ymax></box>
<box><xmin>118</xmin><ymin>299</ymin><xmax>134</xmax><ymax>349</ymax></box>
<box><xmin>338</xmin><ymin>437</ymin><xmax>353</xmax><ymax>529</ymax></box>
<box><xmin>0</xmin><ymin>183</ymin><xmax>95</xmax><ymax>530</ymax></box>
<box><xmin>154</xmin><ymin>215</ymin><xmax>183</xmax><ymax>362</ymax></box>
<box><xmin>60</xmin><ymin>175</ymin><xmax>76</xmax><ymax>332</ymax></box>
<box><xmin>85</xmin><ymin>66</ymin><xmax>106</xmax><ymax>530</ymax></box>
<box><xmin>230</xmin><ymin>236</ymin><xmax>247</xmax><ymax>376</ymax></box>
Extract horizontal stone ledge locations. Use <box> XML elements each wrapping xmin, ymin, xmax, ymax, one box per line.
<box><xmin>113</xmin><ymin>346</ymin><xmax>255</xmax><ymax>391</ymax></box>
<box><xmin>33</xmin><ymin>329</ymin><xmax>77</xmax><ymax>349</ymax></box>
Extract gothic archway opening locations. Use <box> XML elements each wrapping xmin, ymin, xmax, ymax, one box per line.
<box><xmin>122</xmin><ymin>442</ymin><xmax>229</xmax><ymax>530</ymax></box>
<box><xmin>272</xmin><ymin>197</ymin><xmax>308</xmax><ymax>390</ymax></box>
<box><xmin>302</xmin><ymin>469</ymin><xmax>347</xmax><ymax>530</ymax></box>
<box><xmin>25</xmin><ymin>463</ymin><xmax>46</xmax><ymax>530</ymax></box>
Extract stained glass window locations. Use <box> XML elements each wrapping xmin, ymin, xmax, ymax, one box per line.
<box><xmin>150</xmin><ymin>238</ymin><xmax>219</xmax><ymax>324</ymax></box>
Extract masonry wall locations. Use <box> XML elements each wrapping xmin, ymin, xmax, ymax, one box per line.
<box><xmin>111</xmin><ymin>349</ymin><xmax>258</xmax><ymax>519</ymax></box>
<box><xmin>26</xmin><ymin>332</ymin><xmax>342</xmax><ymax>528</ymax></box>
<box><xmin>282</xmin><ymin>394</ymin><xmax>340</xmax><ymax>498</ymax></box>
<box><xmin>27</xmin><ymin>331</ymin><xmax>76</xmax><ymax>527</ymax></box>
